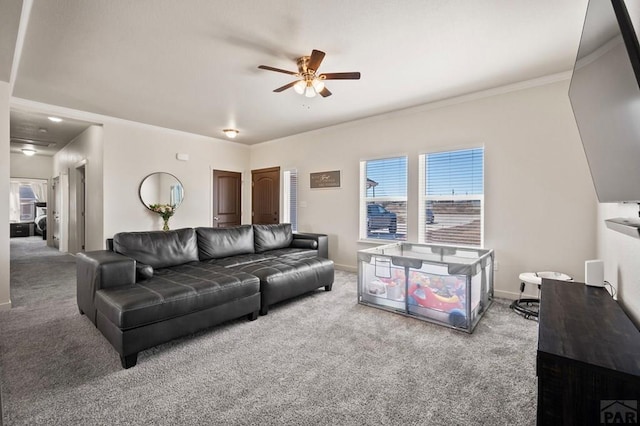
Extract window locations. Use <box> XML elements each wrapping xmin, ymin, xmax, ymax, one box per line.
<box><xmin>419</xmin><ymin>148</ymin><xmax>484</xmax><ymax>247</ymax></box>
<box><xmin>19</xmin><ymin>186</ymin><xmax>38</xmax><ymax>221</ymax></box>
<box><xmin>360</xmin><ymin>156</ymin><xmax>407</xmax><ymax>240</ymax></box>
<box><xmin>282</xmin><ymin>169</ymin><xmax>298</xmax><ymax>232</ymax></box>
<box><xmin>9</xmin><ymin>180</ymin><xmax>48</xmax><ymax>223</ymax></box>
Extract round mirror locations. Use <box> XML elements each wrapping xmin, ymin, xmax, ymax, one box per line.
<box><xmin>139</xmin><ymin>172</ymin><xmax>184</xmax><ymax>210</ymax></box>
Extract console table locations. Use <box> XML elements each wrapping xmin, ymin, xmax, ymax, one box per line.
<box><xmin>537</xmin><ymin>279</ymin><xmax>640</xmax><ymax>425</ymax></box>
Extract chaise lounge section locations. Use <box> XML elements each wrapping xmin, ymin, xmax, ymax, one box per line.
<box><xmin>77</xmin><ymin>224</ymin><xmax>334</xmax><ymax>368</ymax></box>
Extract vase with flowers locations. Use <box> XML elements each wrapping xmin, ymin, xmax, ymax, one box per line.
<box><xmin>149</xmin><ymin>204</ymin><xmax>175</xmax><ymax>231</ymax></box>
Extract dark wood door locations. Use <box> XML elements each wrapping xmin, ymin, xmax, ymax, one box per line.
<box><xmin>213</xmin><ymin>170</ymin><xmax>241</xmax><ymax>228</ymax></box>
<box><xmin>252</xmin><ymin>167</ymin><xmax>280</xmax><ymax>224</ymax></box>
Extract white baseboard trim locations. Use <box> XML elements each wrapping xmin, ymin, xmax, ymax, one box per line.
<box><xmin>494</xmin><ymin>289</ymin><xmax>538</xmax><ymax>301</ymax></box>
<box><xmin>0</xmin><ymin>300</ymin><xmax>12</xmax><ymax>311</ymax></box>
<box><xmin>334</xmin><ymin>263</ymin><xmax>357</xmax><ymax>273</ymax></box>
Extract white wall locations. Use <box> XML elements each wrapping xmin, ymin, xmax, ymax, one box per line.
<box><xmin>102</xmin><ymin>120</ymin><xmax>251</xmax><ymax>239</ymax></box>
<box><xmin>250</xmin><ymin>79</ymin><xmax>598</xmax><ymax>298</ymax></box>
<box><xmin>53</xmin><ymin>125</ymin><xmax>104</xmax><ymax>252</ymax></box>
<box><xmin>10</xmin><ymin>152</ymin><xmax>53</xmax><ymax>179</ymax></box>
<box><xmin>597</xmin><ymin>202</ymin><xmax>640</xmax><ymax>325</ymax></box>
<box><xmin>0</xmin><ymin>81</ymin><xmax>11</xmax><ymax>309</ymax></box>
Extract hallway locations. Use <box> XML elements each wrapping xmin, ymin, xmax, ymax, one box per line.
<box><xmin>9</xmin><ymin>237</ymin><xmax>75</xmax><ymax>308</ymax></box>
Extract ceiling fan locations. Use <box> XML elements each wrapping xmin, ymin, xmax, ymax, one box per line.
<box><xmin>258</xmin><ymin>49</ymin><xmax>361</xmax><ymax>98</ymax></box>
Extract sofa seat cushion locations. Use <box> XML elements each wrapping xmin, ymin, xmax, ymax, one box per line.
<box><xmin>95</xmin><ymin>264</ymin><xmax>259</xmax><ymax>330</ymax></box>
<box><xmin>207</xmin><ymin>253</ymin><xmax>276</xmax><ymax>268</ymax></box>
<box><xmin>230</xmin><ymin>257</ymin><xmax>334</xmax><ymax>307</ymax></box>
<box><xmin>260</xmin><ymin>247</ymin><xmax>317</xmax><ymax>260</ymax></box>
<box><xmin>113</xmin><ymin>228</ymin><xmax>199</xmax><ymax>269</ymax></box>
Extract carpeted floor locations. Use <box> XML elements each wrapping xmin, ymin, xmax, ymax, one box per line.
<box><xmin>1</xmin><ymin>238</ymin><xmax>538</xmax><ymax>425</ymax></box>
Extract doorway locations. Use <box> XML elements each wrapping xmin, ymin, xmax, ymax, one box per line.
<box><xmin>251</xmin><ymin>167</ymin><xmax>280</xmax><ymax>225</ymax></box>
<box><xmin>75</xmin><ymin>164</ymin><xmax>86</xmax><ymax>251</ymax></box>
<box><xmin>212</xmin><ymin>170</ymin><xmax>242</xmax><ymax>228</ymax></box>
<box><xmin>52</xmin><ymin>176</ymin><xmax>61</xmax><ymax>249</ymax></box>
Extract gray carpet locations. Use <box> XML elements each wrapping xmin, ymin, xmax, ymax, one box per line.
<box><xmin>1</xmin><ymin>239</ymin><xmax>538</xmax><ymax>425</ymax></box>
<box><xmin>9</xmin><ymin>237</ymin><xmax>76</xmax><ymax>308</ymax></box>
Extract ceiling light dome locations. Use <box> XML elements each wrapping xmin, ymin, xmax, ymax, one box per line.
<box><xmin>223</xmin><ymin>129</ymin><xmax>239</xmax><ymax>139</ymax></box>
<box><xmin>22</xmin><ymin>148</ymin><xmax>36</xmax><ymax>156</ymax></box>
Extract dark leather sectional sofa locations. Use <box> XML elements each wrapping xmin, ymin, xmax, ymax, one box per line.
<box><xmin>76</xmin><ymin>224</ymin><xmax>334</xmax><ymax>368</ymax></box>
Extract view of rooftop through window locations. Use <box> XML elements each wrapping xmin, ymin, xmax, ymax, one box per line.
<box><xmin>421</xmin><ymin>148</ymin><xmax>485</xmax><ymax>247</ymax></box>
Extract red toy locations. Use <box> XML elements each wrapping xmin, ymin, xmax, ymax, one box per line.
<box><xmin>408</xmin><ymin>282</ymin><xmax>463</xmax><ymax>311</ymax></box>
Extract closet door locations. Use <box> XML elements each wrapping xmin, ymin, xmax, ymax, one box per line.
<box><xmin>212</xmin><ymin>170</ymin><xmax>242</xmax><ymax>228</ymax></box>
<box><xmin>251</xmin><ymin>167</ymin><xmax>280</xmax><ymax>225</ymax></box>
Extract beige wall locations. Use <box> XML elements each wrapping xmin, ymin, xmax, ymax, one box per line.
<box><xmin>102</xmin><ymin>121</ymin><xmax>251</xmax><ymax>238</ymax></box>
<box><xmin>250</xmin><ymin>79</ymin><xmax>598</xmax><ymax>298</ymax></box>
<box><xmin>10</xmin><ymin>152</ymin><xmax>53</xmax><ymax>179</ymax></box>
<box><xmin>0</xmin><ymin>81</ymin><xmax>11</xmax><ymax>309</ymax></box>
<box><xmin>597</xmin><ymin>202</ymin><xmax>640</xmax><ymax>325</ymax></box>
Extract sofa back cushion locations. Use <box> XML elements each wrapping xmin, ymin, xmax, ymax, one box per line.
<box><xmin>253</xmin><ymin>224</ymin><xmax>293</xmax><ymax>253</ymax></box>
<box><xmin>113</xmin><ymin>228</ymin><xmax>199</xmax><ymax>269</ymax></box>
<box><xmin>196</xmin><ymin>225</ymin><xmax>255</xmax><ymax>260</ymax></box>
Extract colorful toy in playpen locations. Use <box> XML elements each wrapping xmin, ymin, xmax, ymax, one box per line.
<box><xmin>407</xmin><ymin>273</ymin><xmax>468</xmax><ymax>327</ymax></box>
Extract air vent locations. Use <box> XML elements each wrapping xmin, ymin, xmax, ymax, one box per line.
<box><xmin>10</xmin><ymin>138</ymin><xmax>57</xmax><ymax>147</ymax></box>
<box><xmin>605</xmin><ymin>217</ymin><xmax>640</xmax><ymax>239</ymax></box>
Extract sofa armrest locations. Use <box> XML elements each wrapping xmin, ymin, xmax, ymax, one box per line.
<box><xmin>292</xmin><ymin>232</ymin><xmax>329</xmax><ymax>259</ymax></box>
<box><xmin>77</xmin><ymin>250</ymin><xmax>136</xmax><ymax>325</ymax></box>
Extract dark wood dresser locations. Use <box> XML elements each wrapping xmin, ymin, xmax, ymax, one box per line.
<box><xmin>10</xmin><ymin>222</ymin><xmax>33</xmax><ymax>238</ymax></box>
<box><xmin>537</xmin><ymin>279</ymin><xmax>640</xmax><ymax>425</ymax></box>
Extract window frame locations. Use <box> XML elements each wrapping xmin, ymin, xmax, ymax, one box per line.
<box><xmin>282</xmin><ymin>169</ymin><xmax>298</xmax><ymax>232</ymax></box>
<box><xmin>359</xmin><ymin>155</ymin><xmax>408</xmax><ymax>242</ymax></box>
<box><xmin>418</xmin><ymin>147</ymin><xmax>485</xmax><ymax>248</ymax></box>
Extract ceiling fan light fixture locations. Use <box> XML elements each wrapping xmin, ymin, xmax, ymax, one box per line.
<box><xmin>22</xmin><ymin>148</ymin><xmax>36</xmax><ymax>156</ymax></box>
<box><xmin>293</xmin><ymin>80</ymin><xmax>306</xmax><ymax>94</ymax></box>
<box><xmin>258</xmin><ymin>49</ymin><xmax>360</xmax><ymax>98</ymax></box>
<box><xmin>304</xmin><ymin>83</ymin><xmax>316</xmax><ymax>98</ymax></box>
<box><xmin>223</xmin><ymin>129</ymin><xmax>239</xmax><ymax>139</ymax></box>
<box><xmin>311</xmin><ymin>78</ymin><xmax>325</xmax><ymax>93</ymax></box>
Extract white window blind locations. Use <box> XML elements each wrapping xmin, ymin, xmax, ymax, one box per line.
<box><xmin>419</xmin><ymin>148</ymin><xmax>484</xmax><ymax>247</ymax></box>
<box><xmin>283</xmin><ymin>170</ymin><xmax>298</xmax><ymax>232</ymax></box>
<box><xmin>360</xmin><ymin>156</ymin><xmax>407</xmax><ymax>241</ymax></box>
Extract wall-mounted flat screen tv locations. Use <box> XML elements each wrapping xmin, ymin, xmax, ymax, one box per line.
<box><xmin>569</xmin><ymin>0</ymin><xmax>640</xmax><ymax>202</ymax></box>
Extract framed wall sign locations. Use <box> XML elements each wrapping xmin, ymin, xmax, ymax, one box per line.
<box><xmin>310</xmin><ymin>170</ymin><xmax>341</xmax><ymax>189</ymax></box>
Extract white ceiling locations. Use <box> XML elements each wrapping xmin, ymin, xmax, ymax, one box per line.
<box><xmin>9</xmin><ymin>0</ymin><xmax>589</xmax><ymax>145</ymax></box>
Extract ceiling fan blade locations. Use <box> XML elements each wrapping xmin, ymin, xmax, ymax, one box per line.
<box><xmin>258</xmin><ymin>65</ymin><xmax>298</xmax><ymax>76</ymax></box>
<box><xmin>319</xmin><ymin>87</ymin><xmax>332</xmax><ymax>97</ymax></box>
<box><xmin>307</xmin><ymin>50</ymin><xmax>326</xmax><ymax>72</ymax></box>
<box><xmin>320</xmin><ymin>72</ymin><xmax>361</xmax><ymax>80</ymax></box>
<box><xmin>273</xmin><ymin>81</ymin><xmax>298</xmax><ymax>92</ymax></box>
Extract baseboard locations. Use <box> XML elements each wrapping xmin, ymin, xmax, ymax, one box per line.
<box><xmin>0</xmin><ymin>300</ymin><xmax>12</xmax><ymax>311</ymax></box>
<box><xmin>494</xmin><ymin>289</ymin><xmax>538</xmax><ymax>300</ymax></box>
<box><xmin>334</xmin><ymin>264</ymin><xmax>357</xmax><ymax>273</ymax></box>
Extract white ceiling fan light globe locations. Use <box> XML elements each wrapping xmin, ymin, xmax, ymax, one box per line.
<box><xmin>312</xmin><ymin>78</ymin><xmax>325</xmax><ymax>93</ymax></box>
<box><xmin>304</xmin><ymin>84</ymin><xmax>316</xmax><ymax>98</ymax></box>
<box><xmin>294</xmin><ymin>80</ymin><xmax>306</xmax><ymax>94</ymax></box>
